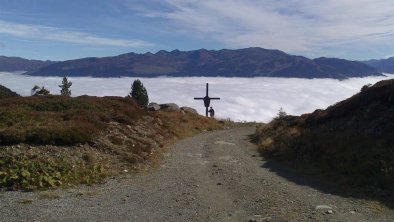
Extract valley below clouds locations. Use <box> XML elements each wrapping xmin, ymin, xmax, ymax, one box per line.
<box><xmin>1</xmin><ymin>72</ymin><xmax>393</xmax><ymax>122</ymax></box>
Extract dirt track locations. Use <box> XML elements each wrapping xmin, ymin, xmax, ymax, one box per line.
<box><xmin>1</xmin><ymin>127</ymin><xmax>393</xmax><ymax>221</ymax></box>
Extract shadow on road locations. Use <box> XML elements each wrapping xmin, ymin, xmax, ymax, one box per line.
<box><xmin>259</xmin><ymin>156</ymin><xmax>394</xmax><ymax>209</ymax></box>
<box><xmin>246</xmin><ymin>132</ymin><xmax>394</xmax><ymax>209</ymax></box>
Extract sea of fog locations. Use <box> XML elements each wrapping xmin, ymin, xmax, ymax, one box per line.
<box><xmin>1</xmin><ymin>72</ymin><xmax>393</xmax><ymax>122</ymax></box>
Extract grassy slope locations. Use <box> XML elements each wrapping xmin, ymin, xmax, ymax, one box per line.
<box><xmin>254</xmin><ymin>79</ymin><xmax>394</xmax><ymax>196</ymax></box>
<box><xmin>0</xmin><ymin>95</ymin><xmax>222</xmax><ymax>190</ymax></box>
<box><xmin>0</xmin><ymin>85</ymin><xmax>20</xmax><ymax>99</ymax></box>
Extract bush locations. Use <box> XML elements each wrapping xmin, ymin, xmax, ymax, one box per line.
<box><xmin>360</xmin><ymin>83</ymin><xmax>372</xmax><ymax>92</ymax></box>
<box><xmin>0</xmin><ymin>151</ymin><xmax>105</xmax><ymax>190</ymax></box>
<box><xmin>32</xmin><ymin>85</ymin><xmax>50</xmax><ymax>96</ymax></box>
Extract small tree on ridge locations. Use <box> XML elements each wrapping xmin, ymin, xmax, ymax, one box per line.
<box><xmin>59</xmin><ymin>76</ymin><xmax>72</xmax><ymax>96</ymax></box>
<box><xmin>130</xmin><ymin>79</ymin><xmax>149</xmax><ymax>108</ymax></box>
<box><xmin>274</xmin><ymin>107</ymin><xmax>287</xmax><ymax>120</ymax></box>
<box><xmin>31</xmin><ymin>85</ymin><xmax>50</xmax><ymax>96</ymax></box>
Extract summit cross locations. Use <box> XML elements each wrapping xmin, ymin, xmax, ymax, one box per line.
<box><xmin>194</xmin><ymin>83</ymin><xmax>220</xmax><ymax>117</ymax></box>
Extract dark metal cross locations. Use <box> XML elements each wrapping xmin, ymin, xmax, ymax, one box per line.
<box><xmin>194</xmin><ymin>83</ymin><xmax>220</xmax><ymax>117</ymax></box>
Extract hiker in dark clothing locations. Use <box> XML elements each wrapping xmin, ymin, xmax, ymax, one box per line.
<box><xmin>209</xmin><ymin>107</ymin><xmax>215</xmax><ymax>118</ymax></box>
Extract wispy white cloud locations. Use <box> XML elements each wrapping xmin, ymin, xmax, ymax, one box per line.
<box><xmin>0</xmin><ymin>20</ymin><xmax>153</xmax><ymax>48</ymax></box>
<box><xmin>1</xmin><ymin>72</ymin><xmax>392</xmax><ymax>122</ymax></box>
<box><xmin>133</xmin><ymin>0</ymin><xmax>394</xmax><ymax>58</ymax></box>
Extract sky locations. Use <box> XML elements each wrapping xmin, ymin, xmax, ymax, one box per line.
<box><xmin>1</xmin><ymin>72</ymin><xmax>393</xmax><ymax>122</ymax></box>
<box><xmin>0</xmin><ymin>0</ymin><xmax>394</xmax><ymax>61</ymax></box>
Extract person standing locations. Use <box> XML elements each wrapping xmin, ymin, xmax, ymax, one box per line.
<box><xmin>209</xmin><ymin>107</ymin><xmax>215</xmax><ymax>118</ymax></box>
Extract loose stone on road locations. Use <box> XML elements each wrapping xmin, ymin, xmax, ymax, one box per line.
<box><xmin>1</xmin><ymin>127</ymin><xmax>393</xmax><ymax>221</ymax></box>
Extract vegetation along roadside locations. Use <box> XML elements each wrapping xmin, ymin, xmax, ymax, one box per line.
<box><xmin>254</xmin><ymin>79</ymin><xmax>394</xmax><ymax>204</ymax></box>
<box><xmin>0</xmin><ymin>84</ymin><xmax>222</xmax><ymax>190</ymax></box>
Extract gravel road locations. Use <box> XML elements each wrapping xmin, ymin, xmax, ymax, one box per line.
<box><xmin>1</xmin><ymin>127</ymin><xmax>393</xmax><ymax>221</ymax></box>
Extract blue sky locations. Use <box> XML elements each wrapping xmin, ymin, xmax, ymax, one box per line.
<box><xmin>0</xmin><ymin>0</ymin><xmax>394</xmax><ymax>61</ymax></box>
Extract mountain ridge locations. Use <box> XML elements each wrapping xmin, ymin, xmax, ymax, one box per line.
<box><xmin>0</xmin><ymin>56</ymin><xmax>56</xmax><ymax>72</ymax></box>
<box><xmin>2</xmin><ymin>48</ymin><xmax>381</xmax><ymax>78</ymax></box>
<box><xmin>363</xmin><ymin>57</ymin><xmax>394</xmax><ymax>74</ymax></box>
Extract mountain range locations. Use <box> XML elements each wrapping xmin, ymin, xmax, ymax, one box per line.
<box><xmin>0</xmin><ymin>56</ymin><xmax>55</xmax><ymax>72</ymax></box>
<box><xmin>0</xmin><ymin>47</ymin><xmax>389</xmax><ymax>78</ymax></box>
<box><xmin>362</xmin><ymin>57</ymin><xmax>394</xmax><ymax>74</ymax></box>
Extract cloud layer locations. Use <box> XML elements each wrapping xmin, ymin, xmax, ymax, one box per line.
<box><xmin>0</xmin><ymin>20</ymin><xmax>152</xmax><ymax>48</ymax></box>
<box><xmin>1</xmin><ymin>72</ymin><xmax>393</xmax><ymax>122</ymax></box>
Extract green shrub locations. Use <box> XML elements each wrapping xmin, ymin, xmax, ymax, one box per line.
<box><xmin>0</xmin><ymin>152</ymin><xmax>105</xmax><ymax>190</ymax></box>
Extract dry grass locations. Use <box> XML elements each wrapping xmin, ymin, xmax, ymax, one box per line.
<box><xmin>0</xmin><ymin>95</ymin><xmax>223</xmax><ymax>190</ymax></box>
<box><xmin>0</xmin><ymin>95</ymin><xmax>143</xmax><ymax>146</ymax></box>
<box><xmin>254</xmin><ymin>79</ymin><xmax>394</xmax><ymax>196</ymax></box>
<box><xmin>17</xmin><ymin>198</ymin><xmax>33</xmax><ymax>204</ymax></box>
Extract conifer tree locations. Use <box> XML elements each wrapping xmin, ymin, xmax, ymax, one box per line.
<box><xmin>59</xmin><ymin>76</ymin><xmax>72</xmax><ymax>96</ymax></box>
<box><xmin>274</xmin><ymin>107</ymin><xmax>287</xmax><ymax>120</ymax></box>
<box><xmin>130</xmin><ymin>79</ymin><xmax>149</xmax><ymax>108</ymax></box>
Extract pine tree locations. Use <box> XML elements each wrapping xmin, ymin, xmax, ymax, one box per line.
<box><xmin>130</xmin><ymin>79</ymin><xmax>149</xmax><ymax>108</ymax></box>
<box><xmin>59</xmin><ymin>76</ymin><xmax>72</xmax><ymax>96</ymax></box>
<box><xmin>274</xmin><ymin>107</ymin><xmax>287</xmax><ymax>120</ymax></box>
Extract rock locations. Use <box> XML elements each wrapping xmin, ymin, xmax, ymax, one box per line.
<box><xmin>180</xmin><ymin>106</ymin><xmax>198</xmax><ymax>114</ymax></box>
<box><xmin>326</xmin><ymin>210</ymin><xmax>334</xmax><ymax>214</ymax></box>
<box><xmin>350</xmin><ymin>210</ymin><xmax>356</xmax><ymax>214</ymax></box>
<box><xmin>315</xmin><ymin>205</ymin><xmax>332</xmax><ymax>210</ymax></box>
<box><xmin>148</xmin><ymin>102</ymin><xmax>160</xmax><ymax>111</ymax></box>
<box><xmin>160</xmin><ymin>103</ymin><xmax>180</xmax><ymax>112</ymax></box>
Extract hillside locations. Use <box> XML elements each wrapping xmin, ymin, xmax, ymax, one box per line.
<box><xmin>27</xmin><ymin>48</ymin><xmax>380</xmax><ymax>79</ymax></box>
<box><xmin>254</xmin><ymin>79</ymin><xmax>394</xmax><ymax>196</ymax></box>
<box><xmin>0</xmin><ymin>85</ymin><xmax>20</xmax><ymax>98</ymax></box>
<box><xmin>0</xmin><ymin>56</ymin><xmax>55</xmax><ymax>72</ymax></box>
<box><xmin>363</xmin><ymin>57</ymin><xmax>394</xmax><ymax>74</ymax></box>
<box><xmin>0</xmin><ymin>95</ymin><xmax>222</xmax><ymax>190</ymax></box>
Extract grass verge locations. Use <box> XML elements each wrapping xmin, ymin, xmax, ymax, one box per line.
<box><xmin>0</xmin><ymin>95</ymin><xmax>222</xmax><ymax>190</ymax></box>
<box><xmin>254</xmin><ymin>79</ymin><xmax>394</xmax><ymax>200</ymax></box>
